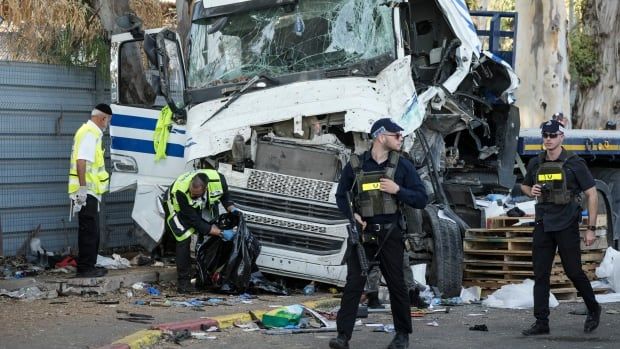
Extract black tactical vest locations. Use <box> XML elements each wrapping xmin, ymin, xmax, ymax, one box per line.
<box><xmin>351</xmin><ymin>151</ymin><xmax>400</xmax><ymax>217</ymax></box>
<box><xmin>535</xmin><ymin>152</ymin><xmax>577</xmax><ymax>205</ymax></box>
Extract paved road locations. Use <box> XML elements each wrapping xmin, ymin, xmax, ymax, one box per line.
<box><xmin>1</xmin><ymin>286</ymin><xmax>618</xmax><ymax>349</ymax></box>
<box><xmin>152</xmin><ymin>302</ymin><xmax>619</xmax><ymax>349</ymax></box>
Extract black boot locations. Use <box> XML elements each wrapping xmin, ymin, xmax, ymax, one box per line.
<box><xmin>366</xmin><ymin>292</ymin><xmax>384</xmax><ymax>309</ymax></box>
<box><xmin>328</xmin><ymin>334</ymin><xmax>349</xmax><ymax>349</ymax></box>
<box><xmin>521</xmin><ymin>322</ymin><xmax>550</xmax><ymax>336</ymax></box>
<box><xmin>177</xmin><ymin>279</ymin><xmax>197</xmax><ymax>294</ymax></box>
<box><xmin>409</xmin><ymin>287</ymin><xmax>428</xmax><ymax>309</ymax></box>
<box><xmin>584</xmin><ymin>304</ymin><xmax>601</xmax><ymax>333</ymax></box>
<box><xmin>387</xmin><ymin>332</ymin><xmax>409</xmax><ymax>349</ymax></box>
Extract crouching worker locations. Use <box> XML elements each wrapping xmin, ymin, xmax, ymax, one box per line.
<box><xmin>164</xmin><ymin>169</ymin><xmax>239</xmax><ymax>294</ymax></box>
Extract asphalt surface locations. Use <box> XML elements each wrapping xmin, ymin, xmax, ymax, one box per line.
<box><xmin>149</xmin><ymin>301</ymin><xmax>620</xmax><ymax>349</ymax></box>
<box><xmin>1</xmin><ymin>266</ymin><xmax>619</xmax><ymax>349</ymax></box>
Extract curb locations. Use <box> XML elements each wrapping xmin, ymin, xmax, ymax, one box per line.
<box><xmin>102</xmin><ymin>296</ymin><xmax>340</xmax><ymax>348</ymax></box>
<box><xmin>111</xmin><ymin>330</ymin><xmax>162</xmax><ymax>349</ymax></box>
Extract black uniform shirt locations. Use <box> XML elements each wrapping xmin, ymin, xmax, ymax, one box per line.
<box><xmin>175</xmin><ymin>173</ymin><xmax>233</xmax><ymax>235</ymax></box>
<box><xmin>523</xmin><ymin>148</ymin><xmax>595</xmax><ymax>232</ymax></box>
<box><xmin>335</xmin><ymin>150</ymin><xmax>428</xmax><ymax>224</ymax></box>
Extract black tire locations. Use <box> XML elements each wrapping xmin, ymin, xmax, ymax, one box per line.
<box><xmin>591</xmin><ymin>169</ymin><xmax>620</xmax><ymax>248</ymax></box>
<box><xmin>423</xmin><ymin>205</ymin><xmax>463</xmax><ymax>297</ymax></box>
<box><xmin>593</xmin><ymin>180</ymin><xmax>616</xmax><ymax>249</ymax></box>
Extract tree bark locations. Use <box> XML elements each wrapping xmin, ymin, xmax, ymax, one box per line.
<box><xmin>573</xmin><ymin>0</ymin><xmax>620</xmax><ymax>129</ymax></box>
<box><xmin>89</xmin><ymin>0</ymin><xmax>131</xmax><ymax>36</ymax></box>
<box><xmin>514</xmin><ymin>0</ymin><xmax>571</xmax><ymax>128</ymax></box>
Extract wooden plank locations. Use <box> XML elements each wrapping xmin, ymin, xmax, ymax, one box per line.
<box><xmin>462</xmin><ymin>249</ymin><xmax>533</xmax><ymax>256</ymax></box>
<box><xmin>467</xmin><ymin>227</ymin><xmax>534</xmax><ymax>233</ymax></box>
<box><xmin>464</xmin><ymin>237</ymin><xmax>533</xmax><ymax>243</ymax></box>
<box><xmin>463</xmin><ymin>259</ymin><xmax>532</xmax><ymax>267</ymax></box>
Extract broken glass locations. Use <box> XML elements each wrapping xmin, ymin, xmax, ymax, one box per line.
<box><xmin>188</xmin><ymin>0</ymin><xmax>395</xmax><ymax>89</ymax></box>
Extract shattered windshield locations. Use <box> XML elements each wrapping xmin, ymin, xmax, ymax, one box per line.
<box><xmin>188</xmin><ymin>0</ymin><xmax>395</xmax><ymax>89</ymax></box>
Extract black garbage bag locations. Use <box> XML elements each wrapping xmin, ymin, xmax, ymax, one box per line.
<box><xmin>195</xmin><ymin>214</ymin><xmax>260</xmax><ymax>292</ymax></box>
<box><xmin>195</xmin><ymin>234</ymin><xmax>233</xmax><ymax>288</ymax></box>
<box><xmin>223</xmin><ymin>215</ymin><xmax>261</xmax><ymax>291</ymax></box>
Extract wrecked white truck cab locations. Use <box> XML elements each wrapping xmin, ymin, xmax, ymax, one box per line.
<box><xmin>109</xmin><ymin>0</ymin><xmax>519</xmax><ymax>294</ymax></box>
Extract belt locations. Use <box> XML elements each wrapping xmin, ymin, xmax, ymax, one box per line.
<box><xmin>366</xmin><ymin>223</ymin><xmax>394</xmax><ymax>233</ymax></box>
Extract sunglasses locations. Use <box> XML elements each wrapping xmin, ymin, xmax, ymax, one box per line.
<box><xmin>384</xmin><ymin>133</ymin><xmax>403</xmax><ymax>139</ymax></box>
<box><xmin>542</xmin><ymin>132</ymin><xmax>561</xmax><ymax>139</ymax></box>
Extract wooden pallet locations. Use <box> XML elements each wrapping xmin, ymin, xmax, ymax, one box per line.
<box><xmin>463</xmin><ymin>220</ymin><xmax>608</xmax><ymax>301</ymax></box>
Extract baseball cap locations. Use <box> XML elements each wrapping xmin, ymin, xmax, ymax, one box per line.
<box><xmin>370</xmin><ymin>118</ymin><xmax>404</xmax><ymax>138</ymax></box>
<box><xmin>540</xmin><ymin>119</ymin><xmax>565</xmax><ymax>134</ymax></box>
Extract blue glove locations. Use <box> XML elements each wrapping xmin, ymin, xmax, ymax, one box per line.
<box><xmin>221</xmin><ymin>229</ymin><xmax>236</xmax><ymax>241</ymax></box>
<box><xmin>230</xmin><ymin>207</ymin><xmax>241</xmax><ymax>216</ymax></box>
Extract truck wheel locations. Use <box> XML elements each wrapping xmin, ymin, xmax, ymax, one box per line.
<box><xmin>591</xmin><ymin>169</ymin><xmax>620</xmax><ymax>248</ymax></box>
<box><xmin>593</xmin><ymin>180</ymin><xmax>617</xmax><ymax>249</ymax></box>
<box><xmin>423</xmin><ymin>205</ymin><xmax>463</xmax><ymax>297</ymax></box>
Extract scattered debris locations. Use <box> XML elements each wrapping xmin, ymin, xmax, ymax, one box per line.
<box><xmin>482</xmin><ymin>279</ymin><xmax>558</xmax><ymax>309</ymax></box>
<box><xmin>469</xmin><ymin>324</ymin><xmax>489</xmax><ymax>331</ymax></box>
<box><xmin>0</xmin><ymin>286</ymin><xmax>58</xmax><ymax>300</ymax></box>
<box><xmin>426</xmin><ymin>321</ymin><xmax>439</xmax><ymax>327</ymax></box>
<box><xmin>96</xmin><ymin>254</ymin><xmax>131</xmax><ymax>269</ymax></box>
<box><xmin>191</xmin><ymin>332</ymin><xmax>217</xmax><ymax>340</ymax></box>
<box><xmin>262</xmin><ymin>304</ymin><xmax>304</xmax><ymax>328</ymax></box>
<box><xmin>372</xmin><ymin>324</ymin><xmax>395</xmax><ymax>332</ymax></box>
<box><xmin>263</xmin><ymin>327</ymin><xmax>338</xmax><ymax>335</ymax></box>
<box><xmin>234</xmin><ymin>321</ymin><xmax>260</xmax><ymax>332</ymax></box>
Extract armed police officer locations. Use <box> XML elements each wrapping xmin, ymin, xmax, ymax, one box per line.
<box><xmin>329</xmin><ymin>118</ymin><xmax>428</xmax><ymax>349</ymax></box>
<box><xmin>164</xmin><ymin>169</ymin><xmax>239</xmax><ymax>293</ymax></box>
<box><xmin>521</xmin><ymin>119</ymin><xmax>601</xmax><ymax>335</ymax></box>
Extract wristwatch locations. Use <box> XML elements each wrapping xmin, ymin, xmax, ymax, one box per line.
<box><xmin>587</xmin><ymin>225</ymin><xmax>597</xmax><ymax>231</ymax></box>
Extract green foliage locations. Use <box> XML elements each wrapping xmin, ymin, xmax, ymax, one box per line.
<box><xmin>568</xmin><ymin>29</ymin><xmax>602</xmax><ymax>89</ymax></box>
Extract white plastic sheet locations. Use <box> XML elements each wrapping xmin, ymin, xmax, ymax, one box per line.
<box><xmin>96</xmin><ymin>254</ymin><xmax>131</xmax><ymax>269</ymax></box>
<box><xmin>595</xmin><ymin>247</ymin><xmax>620</xmax><ymax>292</ymax></box>
<box><xmin>482</xmin><ymin>279</ymin><xmax>559</xmax><ymax>309</ymax></box>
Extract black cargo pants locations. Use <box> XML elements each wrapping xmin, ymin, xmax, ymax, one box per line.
<box><xmin>532</xmin><ymin>221</ymin><xmax>599</xmax><ymax>323</ymax></box>
<box><xmin>336</xmin><ymin>224</ymin><xmax>411</xmax><ymax>339</ymax></box>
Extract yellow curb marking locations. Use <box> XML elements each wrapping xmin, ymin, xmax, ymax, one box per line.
<box><xmin>113</xmin><ymin>329</ymin><xmax>161</xmax><ymax>349</ymax></box>
<box><xmin>213</xmin><ymin>313</ymin><xmax>254</xmax><ymax>329</ymax></box>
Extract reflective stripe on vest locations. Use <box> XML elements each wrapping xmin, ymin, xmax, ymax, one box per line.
<box><xmin>352</xmin><ymin>151</ymin><xmax>400</xmax><ymax>218</ymax></box>
<box><xmin>68</xmin><ymin>122</ymin><xmax>109</xmax><ymax>195</ymax></box>
<box><xmin>535</xmin><ymin>152</ymin><xmax>577</xmax><ymax>205</ymax></box>
<box><xmin>166</xmin><ymin>169</ymin><xmax>224</xmax><ymax>241</ymax></box>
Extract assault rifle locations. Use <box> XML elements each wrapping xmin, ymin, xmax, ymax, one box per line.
<box><xmin>345</xmin><ymin>192</ymin><xmax>370</xmax><ymax>277</ymax></box>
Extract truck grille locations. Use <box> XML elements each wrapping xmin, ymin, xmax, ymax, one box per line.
<box><xmin>246</xmin><ymin>170</ymin><xmax>334</xmax><ymax>202</ymax></box>
<box><xmin>245</xmin><ymin>214</ymin><xmax>343</xmax><ymax>255</ymax></box>
<box><xmin>230</xmin><ymin>189</ymin><xmax>345</xmax><ymax>222</ymax></box>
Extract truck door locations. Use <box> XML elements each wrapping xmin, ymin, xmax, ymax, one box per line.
<box><xmin>109</xmin><ymin>29</ymin><xmax>189</xmax><ymax>246</ymax></box>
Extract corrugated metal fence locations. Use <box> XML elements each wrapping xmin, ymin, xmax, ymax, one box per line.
<box><xmin>0</xmin><ymin>61</ymin><xmax>136</xmax><ymax>256</ymax></box>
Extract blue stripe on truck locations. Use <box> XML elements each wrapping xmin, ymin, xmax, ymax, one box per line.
<box><xmin>111</xmin><ymin>113</ymin><xmax>187</xmax><ymax>134</ymax></box>
<box><xmin>111</xmin><ymin>113</ymin><xmax>157</xmax><ymax>130</ymax></box>
<box><xmin>111</xmin><ymin>136</ymin><xmax>185</xmax><ymax>158</ymax></box>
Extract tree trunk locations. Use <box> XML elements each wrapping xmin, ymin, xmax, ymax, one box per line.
<box><xmin>573</xmin><ymin>0</ymin><xmax>620</xmax><ymax>129</ymax></box>
<box><xmin>89</xmin><ymin>0</ymin><xmax>131</xmax><ymax>36</ymax></box>
<box><xmin>514</xmin><ymin>0</ymin><xmax>571</xmax><ymax>128</ymax></box>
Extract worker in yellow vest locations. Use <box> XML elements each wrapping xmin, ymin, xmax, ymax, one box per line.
<box><xmin>164</xmin><ymin>169</ymin><xmax>239</xmax><ymax>293</ymax></box>
<box><xmin>68</xmin><ymin>104</ymin><xmax>111</xmax><ymax>278</ymax></box>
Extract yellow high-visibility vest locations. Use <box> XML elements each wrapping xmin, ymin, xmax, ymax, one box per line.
<box><xmin>68</xmin><ymin>122</ymin><xmax>109</xmax><ymax>195</ymax></box>
<box><xmin>166</xmin><ymin>170</ymin><xmax>223</xmax><ymax>241</ymax></box>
